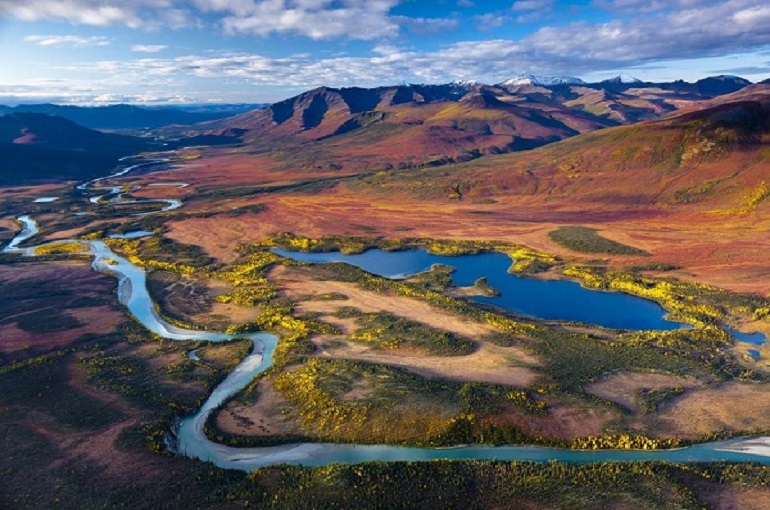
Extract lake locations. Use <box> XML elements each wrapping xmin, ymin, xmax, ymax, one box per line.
<box><xmin>272</xmin><ymin>248</ymin><xmax>683</xmax><ymax>331</ymax></box>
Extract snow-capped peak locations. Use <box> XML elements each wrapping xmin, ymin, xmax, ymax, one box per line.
<box><xmin>602</xmin><ymin>74</ymin><xmax>642</xmax><ymax>84</ymax></box>
<box><xmin>499</xmin><ymin>73</ymin><xmax>585</xmax><ymax>87</ymax></box>
<box><xmin>451</xmin><ymin>79</ymin><xmax>481</xmax><ymax>88</ymax></box>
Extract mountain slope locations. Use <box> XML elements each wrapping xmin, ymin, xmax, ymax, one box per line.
<box><xmin>354</xmin><ymin>89</ymin><xmax>770</xmax><ymax>214</ymax></box>
<box><xmin>0</xmin><ymin>103</ymin><xmax>264</xmax><ymax>130</ymax></box>
<box><xmin>0</xmin><ymin>113</ymin><xmax>154</xmax><ymax>185</ymax></box>
<box><xmin>0</xmin><ymin>112</ymin><xmax>150</xmax><ymax>152</ymax></box>
<box><xmin>175</xmin><ymin>75</ymin><xmax>752</xmax><ymax>161</ymax></box>
<box><xmin>172</xmin><ymin>84</ymin><xmax>618</xmax><ymax>172</ymax></box>
<box><xmin>295</xmin><ymin>88</ymin><xmax>613</xmax><ymax>172</ymax></box>
<box><xmin>150</xmin><ymin>76</ymin><xmax>756</xmax><ymax>184</ymax></box>
<box><xmin>0</xmin><ymin>142</ymin><xmax>133</xmax><ymax>185</ymax></box>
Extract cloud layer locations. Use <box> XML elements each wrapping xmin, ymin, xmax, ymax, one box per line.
<box><xmin>2</xmin><ymin>0</ymin><xmax>770</xmax><ymax>103</ymax></box>
<box><xmin>3</xmin><ymin>0</ymin><xmax>769</xmax><ymax>55</ymax></box>
<box><xmin>46</xmin><ymin>0</ymin><xmax>770</xmax><ymax>87</ymax></box>
<box><xmin>0</xmin><ymin>0</ymin><xmax>409</xmax><ymax>39</ymax></box>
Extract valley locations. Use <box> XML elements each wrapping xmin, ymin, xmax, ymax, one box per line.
<box><xmin>2</xmin><ymin>76</ymin><xmax>770</xmax><ymax>509</ymax></box>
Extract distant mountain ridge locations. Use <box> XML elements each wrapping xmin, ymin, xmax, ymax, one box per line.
<box><xmin>0</xmin><ymin>73</ymin><xmax>759</xmax><ymax>185</ymax></box>
<box><xmin>153</xmin><ymin>74</ymin><xmax>757</xmax><ymax>175</ymax></box>
<box><xmin>171</xmin><ymin>82</ymin><xmax>614</xmax><ymax>173</ymax></box>
<box><xmin>0</xmin><ymin>112</ymin><xmax>241</xmax><ymax>185</ymax></box>
<box><xmin>0</xmin><ymin>112</ymin><xmax>149</xmax><ymax>151</ymax></box>
<box><xmin>199</xmin><ymin>74</ymin><xmax>756</xmax><ymax>137</ymax></box>
<box><xmin>0</xmin><ymin>103</ymin><xmax>265</xmax><ymax>130</ymax></box>
<box><xmin>602</xmin><ymin>75</ymin><xmax>642</xmax><ymax>84</ymax></box>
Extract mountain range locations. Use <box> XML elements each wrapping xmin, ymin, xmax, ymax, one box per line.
<box><xmin>153</xmin><ymin>74</ymin><xmax>759</xmax><ymax>175</ymax></box>
<box><xmin>386</xmin><ymin>81</ymin><xmax>770</xmax><ymax>212</ymax></box>
<box><xmin>0</xmin><ymin>74</ymin><xmax>764</xmax><ymax>186</ymax></box>
<box><xmin>0</xmin><ymin>103</ymin><xmax>264</xmax><ymax>131</ymax></box>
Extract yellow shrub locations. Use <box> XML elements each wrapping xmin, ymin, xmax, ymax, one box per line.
<box><xmin>34</xmin><ymin>242</ymin><xmax>89</xmax><ymax>256</ymax></box>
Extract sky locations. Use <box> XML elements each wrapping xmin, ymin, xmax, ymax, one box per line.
<box><xmin>0</xmin><ymin>0</ymin><xmax>769</xmax><ymax>105</ymax></box>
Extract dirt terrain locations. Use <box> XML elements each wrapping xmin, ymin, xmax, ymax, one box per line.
<box><xmin>585</xmin><ymin>372</ymin><xmax>705</xmax><ymax>413</ymax></box>
<box><xmin>0</xmin><ymin>261</ymin><xmax>125</xmax><ymax>362</ymax></box>
<box><xmin>659</xmin><ymin>383</ymin><xmax>770</xmax><ymax>439</ymax></box>
<box><xmin>272</xmin><ymin>264</ymin><xmax>542</xmax><ymax>385</ymax></box>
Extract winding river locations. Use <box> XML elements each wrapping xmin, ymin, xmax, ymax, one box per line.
<box><xmin>3</xmin><ymin>162</ymin><xmax>770</xmax><ymax>471</ymax></box>
<box><xmin>78</xmin><ymin>158</ymin><xmax>182</xmax><ymax>214</ymax></box>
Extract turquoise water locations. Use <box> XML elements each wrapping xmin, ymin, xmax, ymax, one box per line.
<box><xmin>108</xmin><ymin>230</ymin><xmax>154</xmax><ymax>239</ymax></box>
<box><xmin>6</xmin><ymin>211</ymin><xmax>769</xmax><ymax>472</ymax></box>
<box><xmin>48</xmin><ymin>240</ymin><xmax>770</xmax><ymax>470</ymax></box>
<box><xmin>2</xmin><ymin>215</ymin><xmax>38</xmax><ymax>253</ymax></box>
<box><xmin>272</xmin><ymin>248</ymin><xmax>682</xmax><ymax>331</ymax></box>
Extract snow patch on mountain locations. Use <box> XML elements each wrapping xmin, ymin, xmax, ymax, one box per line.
<box><xmin>602</xmin><ymin>74</ymin><xmax>643</xmax><ymax>84</ymax></box>
<box><xmin>499</xmin><ymin>73</ymin><xmax>585</xmax><ymax>87</ymax></box>
<box><xmin>451</xmin><ymin>79</ymin><xmax>481</xmax><ymax>87</ymax></box>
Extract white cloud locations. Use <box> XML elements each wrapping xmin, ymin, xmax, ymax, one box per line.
<box><xmin>48</xmin><ymin>0</ymin><xmax>770</xmax><ymax>92</ymax></box>
<box><xmin>132</xmin><ymin>44</ymin><xmax>169</xmax><ymax>53</ymax></box>
<box><xmin>0</xmin><ymin>77</ymin><xmax>198</xmax><ymax>105</ymax></box>
<box><xmin>3</xmin><ymin>0</ymin><xmax>770</xmax><ymax>103</ymax></box>
<box><xmin>0</xmin><ymin>0</ymin><xmax>196</xmax><ymax>29</ymax></box>
<box><xmin>0</xmin><ymin>0</ymin><xmax>413</xmax><ymax>40</ymax></box>
<box><xmin>0</xmin><ymin>0</ymin><xmax>148</xmax><ymax>28</ymax></box>
<box><xmin>24</xmin><ymin>34</ymin><xmax>111</xmax><ymax>47</ymax></box>
<box><xmin>218</xmin><ymin>0</ymin><xmax>401</xmax><ymax>40</ymax></box>
<box><xmin>732</xmin><ymin>5</ymin><xmax>770</xmax><ymax>25</ymax></box>
<box><xmin>511</xmin><ymin>0</ymin><xmax>552</xmax><ymax>12</ymax></box>
<box><xmin>474</xmin><ymin>13</ymin><xmax>508</xmax><ymax>31</ymax></box>
<box><xmin>0</xmin><ymin>0</ymin><xmax>406</xmax><ymax>39</ymax></box>
<box><xmin>523</xmin><ymin>0</ymin><xmax>770</xmax><ymax>65</ymax></box>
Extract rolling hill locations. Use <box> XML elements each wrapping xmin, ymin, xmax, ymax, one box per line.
<box><xmin>0</xmin><ymin>113</ymin><xmax>155</xmax><ymax>185</ymax></box>
<box><xmin>353</xmin><ymin>85</ymin><xmax>770</xmax><ymax>214</ymax></box>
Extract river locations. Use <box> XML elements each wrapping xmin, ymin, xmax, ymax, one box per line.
<box><xmin>2</xmin><ymin>163</ymin><xmax>769</xmax><ymax>472</ymax></box>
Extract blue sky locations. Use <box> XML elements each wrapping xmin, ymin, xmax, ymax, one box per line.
<box><xmin>0</xmin><ymin>0</ymin><xmax>769</xmax><ymax>104</ymax></box>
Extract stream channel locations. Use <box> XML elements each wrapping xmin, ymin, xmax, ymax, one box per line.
<box><xmin>3</xmin><ymin>158</ymin><xmax>769</xmax><ymax>472</ymax></box>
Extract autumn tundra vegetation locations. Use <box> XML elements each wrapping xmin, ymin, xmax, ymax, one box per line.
<box><xmin>2</xmin><ymin>81</ymin><xmax>770</xmax><ymax>509</ymax></box>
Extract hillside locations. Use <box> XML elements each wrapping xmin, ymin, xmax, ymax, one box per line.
<box><xmin>149</xmin><ymin>88</ymin><xmax>770</xmax><ymax>297</ymax></box>
<box><xmin>339</xmin><ymin>86</ymin><xmax>769</xmax><ymax>208</ymax></box>
<box><xmin>157</xmin><ymin>77</ymin><xmax>753</xmax><ymax>175</ymax></box>
<box><xmin>0</xmin><ymin>113</ymin><xmax>154</xmax><ymax>184</ymax></box>
<box><xmin>0</xmin><ymin>142</ymin><xmax>134</xmax><ymax>185</ymax></box>
<box><xmin>0</xmin><ymin>112</ymin><xmax>151</xmax><ymax>152</ymax></box>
